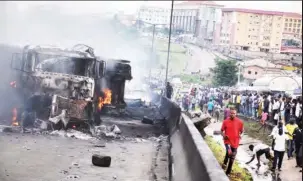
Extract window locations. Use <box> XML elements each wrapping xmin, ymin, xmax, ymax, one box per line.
<box><xmin>248</xmin><ymin>35</ymin><xmax>251</xmax><ymax>38</ymax></box>
<box><xmin>256</xmin><ymin>42</ymin><xmax>258</xmax><ymax>45</ymax></box>
<box><xmin>288</xmin><ymin>28</ymin><xmax>291</xmax><ymax>31</ymax></box>
<box><xmin>299</xmin><ymin>20</ymin><xmax>301</xmax><ymax>23</ymax></box>
<box><xmin>298</xmin><ymin>24</ymin><xmax>301</xmax><ymax>27</ymax></box>
<box><xmin>255</xmin><ymin>72</ymin><xmax>258</xmax><ymax>75</ymax></box>
<box><xmin>293</xmin><ymin>24</ymin><xmax>296</xmax><ymax>27</ymax></box>
<box><xmin>248</xmin><ymin>71</ymin><xmax>251</xmax><ymax>74</ymax></box>
<box><xmin>284</xmin><ymin>28</ymin><xmax>287</xmax><ymax>31</ymax></box>
<box><xmin>285</xmin><ymin>19</ymin><xmax>288</xmax><ymax>22</ymax></box>
<box><xmin>290</xmin><ymin>19</ymin><xmax>293</xmax><ymax>22</ymax></box>
<box><xmin>297</xmin><ymin>29</ymin><xmax>300</xmax><ymax>33</ymax></box>
<box><xmin>294</xmin><ymin>19</ymin><xmax>297</xmax><ymax>23</ymax></box>
<box><xmin>285</xmin><ymin>23</ymin><xmax>288</xmax><ymax>27</ymax></box>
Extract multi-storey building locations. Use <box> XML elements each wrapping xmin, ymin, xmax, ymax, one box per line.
<box><xmin>219</xmin><ymin>8</ymin><xmax>302</xmax><ymax>53</ymax></box>
<box><xmin>281</xmin><ymin>13</ymin><xmax>302</xmax><ymax>54</ymax></box>
<box><xmin>137</xmin><ymin>6</ymin><xmax>170</xmax><ymax>25</ymax></box>
<box><xmin>173</xmin><ymin>1</ymin><xmax>223</xmax><ymax>46</ymax></box>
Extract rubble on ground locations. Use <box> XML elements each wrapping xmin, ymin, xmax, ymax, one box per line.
<box><xmin>186</xmin><ymin>110</ymin><xmax>212</xmax><ymax>137</ymax></box>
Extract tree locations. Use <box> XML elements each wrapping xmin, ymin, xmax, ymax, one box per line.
<box><xmin>211</xmin><ymin>59</ymin><xmax>238</xmax><ymax>87</ymax></box>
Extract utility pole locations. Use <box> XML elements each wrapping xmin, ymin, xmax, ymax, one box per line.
<box><xmin>149</xmin><ymin>24</ymin><xmax>156</xmax><ymax>82</ymax></box>
<box><xmin>164</xmin><ymin>0</ymin><xmax>174</xmax><ymax>96</ymax></box>
<box><xmin>139</xmin><ymin>20</ymin><xmax>168</xmax><ymax>82</ymax></box>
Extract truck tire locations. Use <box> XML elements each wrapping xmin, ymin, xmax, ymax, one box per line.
<box><xmin>92</xmin><ymin>154</ymin><xmax>111</xmax><ymax>167</ymax></box>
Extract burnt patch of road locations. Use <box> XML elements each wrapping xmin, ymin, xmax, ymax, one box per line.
<box><xmin>0</xmin><ymin>116</ymin><xmax>169</xmax><ymax>181</ymax></box>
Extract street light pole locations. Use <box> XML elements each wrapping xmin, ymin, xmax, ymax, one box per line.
<box><xmin>139</xmin><ymin>20</ymin><xmax>167</xmax><ymax>82</ymax></box>
<box><xmin>149</xmin><ymin>24</ymin><xmax>156</xmax><ymax>81</ymax></box>
<box><xmin>164</xmin><ymin>0</ymin><xmax>174</xmax><ymax>96</ymax></box>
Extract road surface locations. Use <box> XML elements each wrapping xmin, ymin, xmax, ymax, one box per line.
<box><xmin>0</xmin><ymin>118</ymin><xmax>169</xmax><ymax>181</ymax></box>
<box><xmin>185</xmin><ymin>44</ymin><xmax>217</xmax><ymax>74</ymax></box>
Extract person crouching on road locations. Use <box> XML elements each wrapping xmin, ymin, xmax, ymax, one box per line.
<box><xmin>246</xmin><ymin>143</ymin><xmax>272</xmax><ymax>167</ymax></box>
<box><xmin>221</xmin><ymin>107</ymin><xmax>244</xmax><ymax>176</ymax></box>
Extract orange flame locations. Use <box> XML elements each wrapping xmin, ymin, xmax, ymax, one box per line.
<box><xmin>97</xmin><ymin>89</ymin><xmax>112</xmax><ymax>110</ymax></box>
<box><xmin>12</xmin><ymin>108</ymin><xmax>19</xmax><ymax>126</ymax></box>
<box><xmin>10</xmin><ymin>81</ymin><xmax>17</xmax><ymax>88</ymax></box>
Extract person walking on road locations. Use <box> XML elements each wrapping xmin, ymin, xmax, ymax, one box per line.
<box><xmin>246</xmin><ymin>143</ymin><xmax>273</xmax><ymax>167</ymax></box>
<box><xmin>271</xmin><ymin>126</ymin><xmax>289</xmax><ymax>172</ymax></box>
<box><xmin>207</xmin><ymin>99</ymin><xmax>214</xmax><ymax>116</ymax></box>
<box><xmin>285</xmin><ymin>119</ymin><xmax>298</xmax><ymax>159</ymax></box>
<box><xmin>221</xmin><ymin>107</ymin><xmax>244</xmax><ymax>175</ymax></box>
<box><xmin>293</xmin><ymin>123</ymin><xmax>302</xmax><ymax>168</ymax></box>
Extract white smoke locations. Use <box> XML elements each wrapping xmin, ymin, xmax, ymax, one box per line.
<box><xmin>0</xmin><ymin>2</ymin><xmax>150</xmax><ymax>91</ymax></box>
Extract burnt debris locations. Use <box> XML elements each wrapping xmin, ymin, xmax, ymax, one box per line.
<box><xmin>9</xmin><ymin>44</ymin><xmax>132</xmax><ymax>131</ymax></box>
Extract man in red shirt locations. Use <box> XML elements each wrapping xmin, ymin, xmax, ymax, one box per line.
<box><xmin>221</xmin><ymin>107</ymin><xmax>244</xmax><ymax>175</ymax></box>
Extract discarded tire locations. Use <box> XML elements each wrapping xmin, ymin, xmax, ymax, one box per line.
<box><xmin>92</xmin><ymin>154</ymin><xmax>111</xmax><ymax>167</ymax></box>
<box><xmin>142</xmin><ymin>116</ymin><xmax>154</xmax><ymax>125</ymax></box>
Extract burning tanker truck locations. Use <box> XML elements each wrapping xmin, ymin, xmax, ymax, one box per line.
<box><xmin>10</xmin><ymin>44</ymin><xmax>132</xmax><ymax>131</ymax></box>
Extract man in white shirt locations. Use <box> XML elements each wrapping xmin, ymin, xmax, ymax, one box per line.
<box><xmin>272</xmin><ymin>98</ymin><xmax>281</xmax><ymax>125</ymax></box>
<box><xmin>246</xmin><ymin>143</ymin><xmax>272</xmax><ymax>166</ymax></box>
<box><xmin>271</xmin><ymin>127</ymin><xmax>289</xmax><ymax>172</ymax></box>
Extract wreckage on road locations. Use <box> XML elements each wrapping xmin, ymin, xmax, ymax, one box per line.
<box><xmin>10</xmin><ymin>44</ymin><xmax>132</xmax><ymax>130</ymax></box>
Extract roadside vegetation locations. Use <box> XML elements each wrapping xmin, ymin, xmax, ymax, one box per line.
<box><xmin>205</xmin><ymin>136</ymin><xmax>253</xmax><ymax>181</ymax></box>
<box><xmin>178</xmin><ymin>74</ymin><xmax>211</xmax><ymax>85</ymax></box>
<box><xmin>243</xmin><ymin>121</ymin><xmax>272</xmax><ymax>146</ymax></box>
<box><xmin>155</xmin><ymin>39</ymin><xmax>188</xmax><ymax>75</ymax></box>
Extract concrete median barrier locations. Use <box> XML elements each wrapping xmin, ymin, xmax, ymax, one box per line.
<box><xmin>158</xmin><ymin>96</ymin><xmax>229</xmax><ymax>181</ymax></box>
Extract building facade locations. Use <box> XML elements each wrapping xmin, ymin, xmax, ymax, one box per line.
<box><xmin>241</xmin><ymin>58</ymin><xmax>283</xmax><ymax>80</ymax></box>
<box><xmin>172</xmin><ymin>1</ymin><xmax>223</xmax><ymax>46</ymax></box>
<box><xmin>137</xmin><ymin>6</ymin><xmax>170</xmax><ymax>25</ymax></box>
<box><xmin>219</xmin><ymin>8</ymin><xmax>302</xmax><ymax>53</ymax></box>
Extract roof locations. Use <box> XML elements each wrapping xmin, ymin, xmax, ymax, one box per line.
<box><xmin>242</xmin><ymin>58</ymin><xmax>281</xmax><ymax>68</ymax></box>
<box><xmin>252</xmin><ymin>76</ymin><xmax>302</xmax><ymax>91</ymax></box>
<box><xmin>222</xmin><ymin>8</ymin><xmax>302</xmax><ymax>18</ymax></box>
<box><xmin>176</xmin><ymin>1</ymin><xmax>224</xmax><ymax>7</ymax></box>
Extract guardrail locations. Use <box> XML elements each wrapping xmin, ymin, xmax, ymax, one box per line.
<box><xmin>157</xmin><ymin>96</ymin><xmax>229</xmax><ymax>181</ymax></box>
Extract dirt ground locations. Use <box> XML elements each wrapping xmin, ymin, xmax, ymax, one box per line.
<box><xmin>0</xmin><ymin>118</ymin><xmax>169</xmax><ymax>181</ymax></box>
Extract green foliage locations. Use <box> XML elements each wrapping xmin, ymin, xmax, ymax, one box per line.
<box><xmin>178</xmin><ymin>74</ymin><xmax>211</xmax><ymax>85</ymax></box>
<box><xmin>205</xmin><ymin>136</ymin><xmax>253</xmax><ymax>181</ymax></box>
<box><xmin>212</xmin><ymin>58</ymin><xmax>238</xmax><ymax>87</ymax></box>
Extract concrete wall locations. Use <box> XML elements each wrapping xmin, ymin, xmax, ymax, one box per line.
<box><xmin>158</xmin><ymin>96</ymin><xmax>229</xmax><ymax>181</ymax></box>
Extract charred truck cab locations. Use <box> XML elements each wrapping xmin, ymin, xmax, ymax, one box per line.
<box><xmin>10</xmin><ymin>44</ymin><xmax>131</xmax><ymax>130</ymax></box>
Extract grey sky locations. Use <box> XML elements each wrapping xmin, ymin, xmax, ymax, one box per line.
<box><xmin>15</xmin><ymin>1</ymin><xmax>302</xmax><ymax>14</ymax></box>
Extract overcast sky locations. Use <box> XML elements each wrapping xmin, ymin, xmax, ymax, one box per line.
<box><xmin>14</xmin><ymin>1</ymin><xmax>302</xmax><ymax>15</ymax></box>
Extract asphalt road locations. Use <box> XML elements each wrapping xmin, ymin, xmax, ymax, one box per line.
<box><xmin>185</xmin><ymin>44</ymin><xmax>216</xmax><ymax>74</ymax></box>
<box><xmin>0</xmin><ymin>118</ymin><xmax>169</xmax><ymax>181</ymax></box>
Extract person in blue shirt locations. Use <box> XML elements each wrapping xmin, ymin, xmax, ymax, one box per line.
<box><xmin>207</xmin><ymin>99</ymin><xmax>214</xmax><ymax>116</ymax></box>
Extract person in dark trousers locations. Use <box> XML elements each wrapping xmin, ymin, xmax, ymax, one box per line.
<box><xmin>246</xmin><ymin>143</ymin><xmax>273</xmax><ymax>166</ymax></box>
<box><xmin>165</xmin><ymin>82</ymin><xmax>173</xmax><ymax>99</ymax></box>
<box><xmin>263</xmin><ymin>95</ymin><xmax>270</xmax><ymax>114</ymax></box>
<box><xmin>271</xmin><ymin>126</ymin><xmax>289</xmax><ymax>172</ymax></box>
<box><xmin>284</xmin><ymin>97</ymin><xmax>292</xmax><ymax>123</ymax></box>
<box><xmin>221</xmin><ymin>107</ymin><xmax>244</xmax><ymax>175</ymax></box>
<box><xmin>293</xmin><ymin>122</ymin><xmax>302</xmax><ymax>167</ymax></box>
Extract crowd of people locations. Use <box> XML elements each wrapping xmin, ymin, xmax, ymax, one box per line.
<box><xmin>171</xmin><ymin>85</ymin><xmax>302</xmax><ymax>175</ymax></box>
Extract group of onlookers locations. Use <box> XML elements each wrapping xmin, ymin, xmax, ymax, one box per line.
<box><xmin>173</xmin><ymin>86</ymin><xmax>303</xmax><ymax>175</ymax></box>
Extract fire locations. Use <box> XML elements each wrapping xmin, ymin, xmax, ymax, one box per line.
<box><xmin>12</xmin><ymin>108</ymin><xmax>19</xmax><ymax>126</ymax></box>
<box><xmin>97</xmin><ymin>89</ymin><xmax>112</xmax><ymax>110</ymax></box>
<box><xmin>10</xmin><ymin>81</ymin><xmax>17</xmax><ymax>88</ymax></box>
